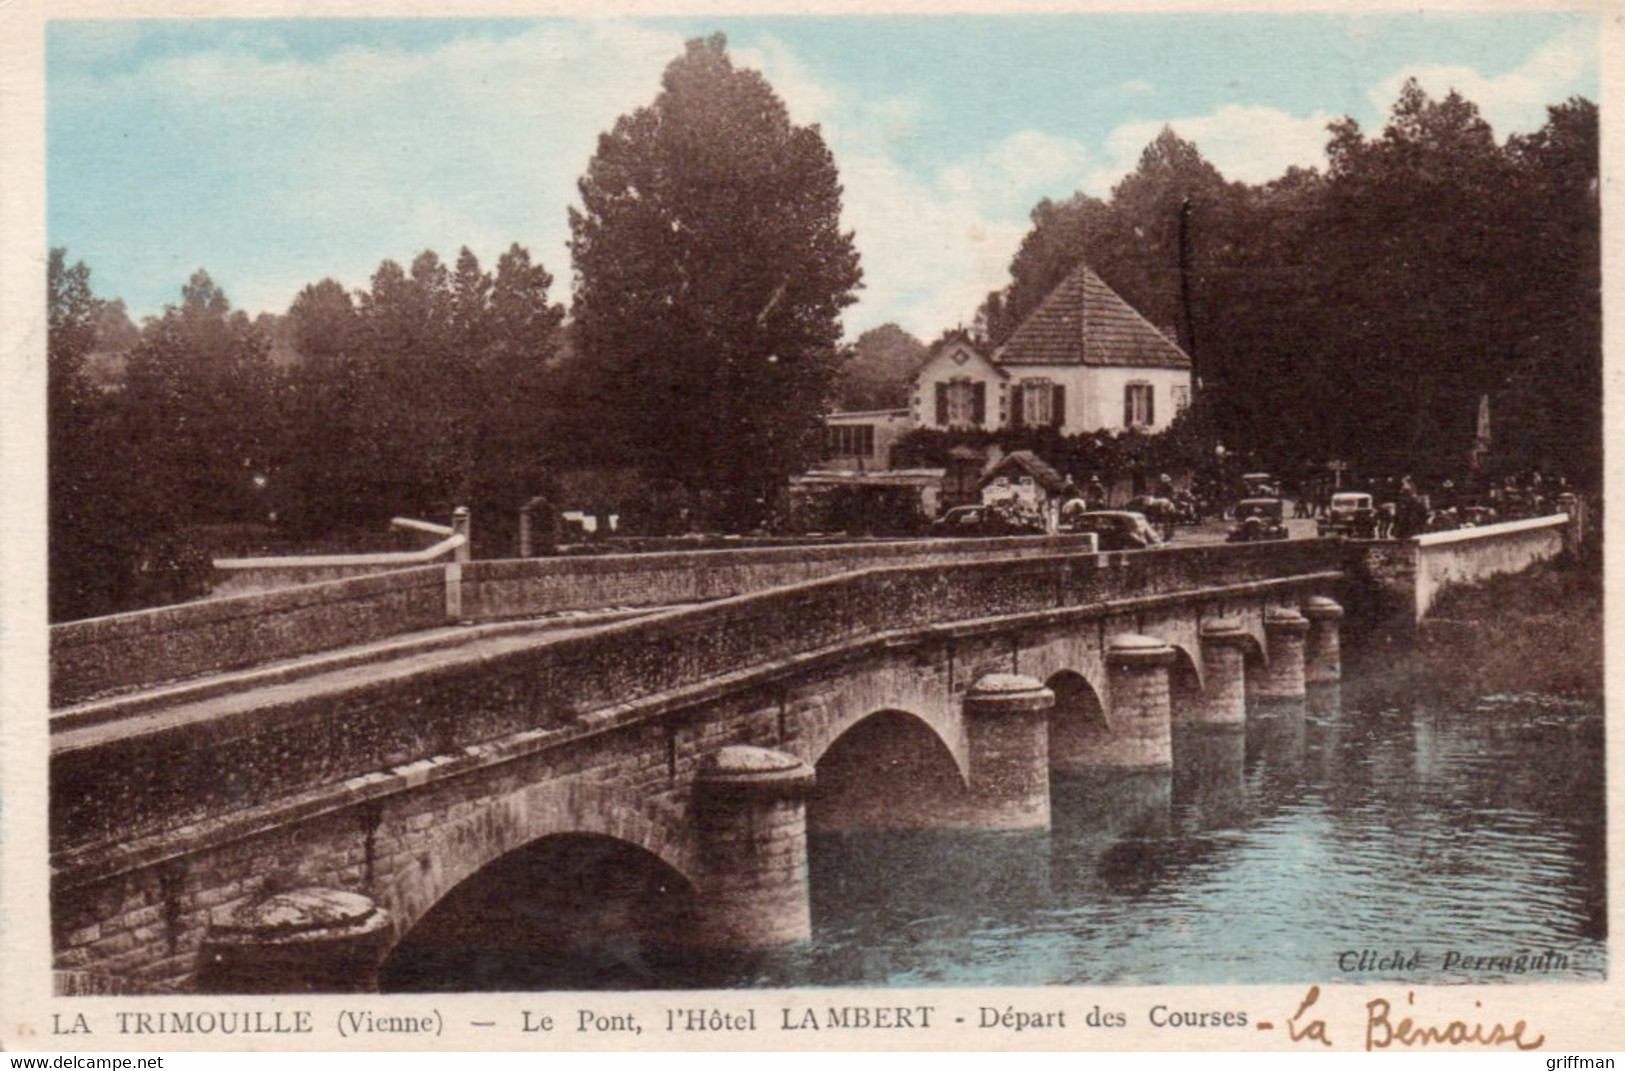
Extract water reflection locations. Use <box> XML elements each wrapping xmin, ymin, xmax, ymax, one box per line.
<box><xmin>384</xmin><ymin>655</ymin><xmax>1605</xmax><ymax>990</ymax></box>
<box><xmin>1172</xmin><ymin>727</ymin><xmax>1246</xmax><ymax>830</ymax></box>
<box><xmin>798</xmin><ymin>679</ymin><xmax>1605</xmax><ymax>987</ymax></box>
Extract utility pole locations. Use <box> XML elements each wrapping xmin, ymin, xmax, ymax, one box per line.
<box><xmin>1178</xmin><ymin>196</ymin><xmax>1200</xmax><ymax>396</ymax></box>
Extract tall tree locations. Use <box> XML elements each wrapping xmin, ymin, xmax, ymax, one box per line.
<box><xmin>569</xmin><ymin>34</ymin><xmax>862</xmax><ymax>529</ymax></box>
<box><xmin>465</xmin><ymin>245</ymin><xmax>567</xmax><ymax>550</ymax></box>
<box><xmin>278</xmin><ymin>279</ymin><xmax>366</xmax><ymax>533</ymax></box>
<box><xmin>981</xmin><ymin>192</ymin><xmax>1112</xmax><ymax>345</ymax></box>
<box><xmin>1500</xmin><ymin>97</ymin><xmax>1601</xmax><ymax>485</ymax></box>
<box><xmin>1317</xmin><ymin>81</ymin><xmax>1521</xmax><ymax>475</ymax></box>
<box><xmin>836</xmin><ymin>323</ymin><xmax>928</xmax><ymax>410</ymax></box>
<box><xmin>283</xmin><ymin>245</ymin><xmax>565</xmax><ymax>546</ymax></box>
<box><xmin>123</xmin><ymin>270</ymin><xmax>275</xmax><ymax>528</ymax></box>
<box><xmin>48</xmin><ymin>250</ymin><xmax>142</xmax><ymax>620</ymax></box>
<box><xmin>1094</xmin><ymin>127</ymin><xmax>1232</xmax><ymax>345</ymax></box>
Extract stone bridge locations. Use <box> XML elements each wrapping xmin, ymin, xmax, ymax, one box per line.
<box><xmin>51</xmin><ymin>539</ymin><xmax>1348</xmax><ymax>994</ymax></box>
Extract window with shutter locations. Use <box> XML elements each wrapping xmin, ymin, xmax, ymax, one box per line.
<box><xmin>972</xmin><ymin>382</ymin><xmax>987</xmax><ymax>425</ymax></box>
<box><xmin>936</xmin><ymin>383</ymin><xmax>949</xmax><ymax>426</ymax></box>
<box><xmin>1009</xmin><ymin>384</ymin><xmax>1024</xmax><ymax>428</ymax></box>
<box><xmin>1125</xmin><ymin>382</ymin><xmax>1153</xmax><ymax>428</ymax></box>
<box><xmin>944</xmin><ymin>380</ymin><xmax>978</xmax><ymax>427</ymax></box>
<box><xmin>1020</xmin><ymin>378</ymin><xmax>1052</xmax><ymax>426</ymax></box>
<box><xmin>1052</xmin><ymin>384</ymin><xmax>1066</xmax><ymax>429</ymax></box>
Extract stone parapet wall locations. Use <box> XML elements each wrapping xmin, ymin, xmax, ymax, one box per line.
<box><xmin>1414</xmin><ymin>515</ymin><xmax>1569</xmax><ymax>621</ymax></box>
<box><xmin>50</xmin><ymin>566</ymin><xmax>448</xmax><ymax>706</ymax></box>
<box><xmin>211</xmin><ymin>561</ymin><xmax>434</xmax><ymax>597</ymax></box>
<box><xmin>54</xmin><ymin>536</ymin><xmax>1096</xmax><ymax>707</ymax></box>
<box><xmin>1341</xmin><ymin>515</ymin><xmax>1572</xmax><ymax>628</ymax></box>
<box><xmin>51</xmin><ymin>539</ymin><xmax>1343</xmax><ymax>863</ymax></box>
<box><xmin>459</xmin><ymin>534</ymin><xmax>1100</xmax><ymax>620</ymax></box>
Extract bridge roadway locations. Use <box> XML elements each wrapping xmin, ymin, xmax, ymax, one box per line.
<box><xmin>51</xmin><ymin>538</ymin><xmax>1348</xmax><ymax>994</ymax></box>
<box><xmin>52</xmin><ymin>604</ymin><xmax>686</xmax><ymax>744</ymax></box>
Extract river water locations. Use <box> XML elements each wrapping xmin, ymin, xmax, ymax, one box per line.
<box><xmin>384</xmin><ymin>651</ymin><xmax>1606</xmax><ymax>991</ymax></box>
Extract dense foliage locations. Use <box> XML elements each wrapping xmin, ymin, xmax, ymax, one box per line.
<box><xmin>47</xmin><ymin>247</ymin><xmax>565</xmax><ymax>620</ymax></box>
<box><xmin>45</xmin><ymin>66</ymin><xmax>1598</xmax><ymax>622</ymax></box>
<box><xmin>567</xmin><ymin>35</ymin><xmax>862</xmax><ymax>530</ymax></box>
<box><xmin>977</xmin><ymin>84</ymin><xmax>1599</xmax><ymax>487</ymax></box>
<box><xmin>836</xmin><ymin>323</ymin><xmax>928</xmax><ymax>410</ymax></box>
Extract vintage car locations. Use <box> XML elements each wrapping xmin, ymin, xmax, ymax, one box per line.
<box><xmin>930</xmin><ymin>503</ymin><xmax>1045</xmax><ymax>537</ymax></box>
<box><xmin>1241</xmin><ymin>472</ymin><xmax>1279</xmax><ymax>498</ymax></box>
<box><xmin>1318</xmin><ymin>491</ymin><xmax>1378</xmax><ymax>538</ymax></box>
<box><xmin>1227</xmin><ymin>497</ymin><xmax>1290</xmax><ymax>542</ymax></box>
<box><xmin>1061</xmin><ymin>509</ymin><xmax>1165</xmax><ymax>551</ymax></box>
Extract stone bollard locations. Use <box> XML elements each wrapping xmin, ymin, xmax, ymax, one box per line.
<box><xmin>1103</xmin><ymin>634</ymin><xmax>1176</xmax><ymax>767</ymax></box>
<box><xmin>688</xmin><ymin>746</ymin><xmax>816</xmax><ymax>950</ymax></box>
<box><xmin>451</xmin><ymin>506</ymin><xmax>472</xmax><ymax>564</ymax></box>
<box><xmin>1253</xmin><ymin>607</ymin><xmax>1311</xmax><ymax>701</ymax></box>
<box><xmin>1557</xmin><ymin>493</ymin><xmax>1581</xmax><ymax>558</ymax></box>
<box><xmin>963</xmin><ymin>674</ymin><xmax>1054</xmax><ymax>829</ymax></box>
<box><xmin>198</xmin><ymin>887</ymin><xmax>391</xmax><ymax>993</ymax></box>
<box><xmin>1302</xmin><ymin>596</ymin><xmax>1345</xmax><ymax>684</ymax></box>
<box><xmin>446</xmin><ymin>507</ymin><xmax>472</xmax><ymax>620</ymax></box>
<box><xmin>1194</xmin><ymin>618</ymin><xmax>1249</xmax><ymax>727</ymax></box>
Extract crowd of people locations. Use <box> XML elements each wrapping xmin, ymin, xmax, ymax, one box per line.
<box><xmin>1290</xmin><ymin>470</ymin><xmax>1574</xmax><ymax>540</ymax></box>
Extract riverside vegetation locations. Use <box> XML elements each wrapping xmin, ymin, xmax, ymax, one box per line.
<box><xmin>1353</xmin><ymin>555</ymin><xmax>1603</xmax><ymax>702</ymax></box>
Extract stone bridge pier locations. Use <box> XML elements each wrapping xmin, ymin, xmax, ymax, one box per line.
<box><xmin>1252</xmin><ymin>606</ymin><xmax>1312</xmax><ymax>701</ymax></box>
<box><xmin>687</xmin><ymin>746</ymin><xmax>818</xmax><ymax>949</ymax></box>
<box><xmin>1191</xmin><ymin>619</ymin><xmax>1250</xmax><ymax>726</ymax></box>
<box><xmin>962</xmin><ymin>674</ymin><xmax>1056</xmax><ymax>830</ymax></box>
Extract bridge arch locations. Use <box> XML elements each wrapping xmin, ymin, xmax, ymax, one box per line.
<box><xmin>795</xmin><ymin>659</ymin><xmax>968</xmax><ymax>780</ymax></box>
<box><xmin>1233</xmin><ymin>607</ymin><xmax>1271</xmax><ymax>665</ymax></box>
<box><xmin>1168</xmin><ymin>645</ymin><xmax>1205</xmax><ymax>721</ymax></box>
<box><xmin>375</xmin><ymin>776</ymin><xmax>699</xmax><ymax>962</ymax></box>
<box><xmin>808</xmin><ymin>708</ymin><xmax>970</xmax><ymax>830</ymax></box>
<box><xmin>1046</xmin><ymin>669</ymin><xmax>1110</xmax><ymax>772</ymax></box>
<box><xmin>380</xmin><ymin>829</ymin><xmax>696</xmax><ymax>992</ymax></box>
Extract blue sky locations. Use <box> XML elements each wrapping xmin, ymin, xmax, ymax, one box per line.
<box><xmin>47</xmin><ymin>13</ymin><xmax>1599</xmax><ymax>339</ymax></box>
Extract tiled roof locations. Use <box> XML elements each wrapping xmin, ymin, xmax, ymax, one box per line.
<box><xmin>995</xmin><ymin>264</ymin><xmax>1192</xmax><ymax>369</ymax></box>
<box><xmin>982</xmin><ymin>450</ymin><xmax>1070</xmax><ymax>493</ymax></box>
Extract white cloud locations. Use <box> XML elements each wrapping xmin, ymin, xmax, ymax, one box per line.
<box><xmin>735</xmin><ymin>36</ymin><xmax>1094</xmax><ymax>336</ymax></box>
<box><xmin>57</xmin><ymin>22</ymin><xmax>692</xmax><ymax>318</ymax></box>
<box><xmin>51</xmin><ymin>19</ymin><xmax>1605</xmax><ymax>346</ymax></box>
<box><xmin>1367</xmin><ymin>23</ymin><xmax>1596</xmax><ymax>139</ymax></box>
<box><xmin>1086</xmin><ymin>104</ymin><xmax>1335</xmax><ymax>195</ymax></box>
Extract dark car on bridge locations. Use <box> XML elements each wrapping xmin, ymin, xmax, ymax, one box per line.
<box><xmin>1227</xmin><ymin>498</ymin><xmax>1290</xmax><ymax>542</ymax></box>
<box><xmin>1061</xmin><ymin>510</ymin><xmax>1165</xmax><ymax>551</ymax></box>
<box><xmin>930</xmin><ymin>504</ymin><xmax>1045</xmax><ymax>537</ymax></box>
<box><xmin>1318</xmin><ymin>492</ymin><xmax>1378</xmax><ymax>539</ymax></box>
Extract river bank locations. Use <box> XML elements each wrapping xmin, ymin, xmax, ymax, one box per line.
<box><xmin>1348</xmin><ymin>556</ymin><xmax>1603</xmax><ymax>702</ymax></box>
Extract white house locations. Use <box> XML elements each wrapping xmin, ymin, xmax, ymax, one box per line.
<box><xmin>910</xmin><ymin>264</ymin><xmax>1193</xmax><ymax>434</ymax></box>
<box><xmin>820</xmin><ymin>407</ymin><xmax>913</xmax><ymax>472</ymax></box>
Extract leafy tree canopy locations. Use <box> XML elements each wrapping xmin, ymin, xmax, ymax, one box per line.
<box><xmin>569</xmin><ymin>33</ymin><xmax>862</xmax><ymax>529</ymax></box>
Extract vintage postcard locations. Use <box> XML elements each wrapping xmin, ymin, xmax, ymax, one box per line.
<box><xmin>1</xmin><ymin>0</ymin><xmax>1619</xmax><ymax>1054</ymax></box>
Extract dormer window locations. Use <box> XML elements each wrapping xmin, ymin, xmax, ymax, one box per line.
<box><xmin>935</xmin><ymin>378</ymin><xmax>986</xmax><ymax>428</ymax></box>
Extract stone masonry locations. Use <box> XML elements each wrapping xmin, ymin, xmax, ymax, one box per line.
<box><xmin>52</xmin><ymin>541</ymin><xmax>1346</xmax><ymax>993</ymax></box>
